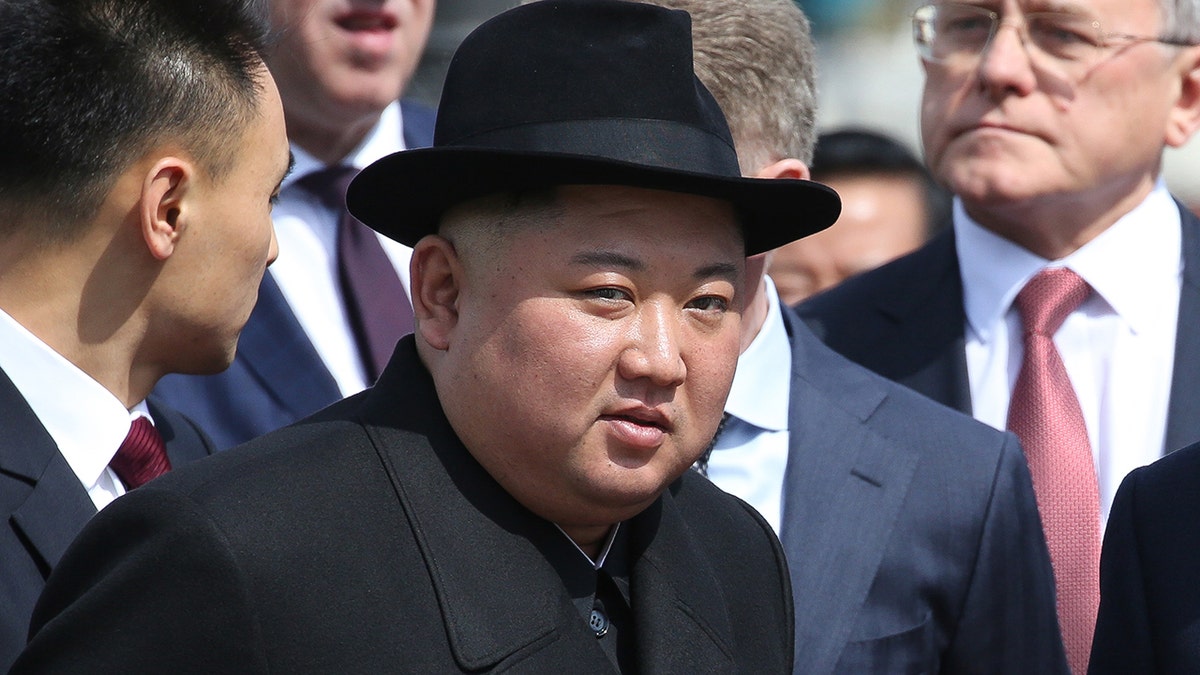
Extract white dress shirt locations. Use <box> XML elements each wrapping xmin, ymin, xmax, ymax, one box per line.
<box><xmin>269</xmin><ymin>101</ymin><xmax>415</xmax><ymax>396</ymax></box>
<box><xmin>957</xmin><ymin>182</ymin><xmax>1181</xmax><ymax>526</ymax></box>
<box><xmin>704</xmin><ymin>277</ymin><xmax>792</xmax><ymax>535</ymax></box>
<box><xmin>0</xmin><ymin>308</ymin><xmax>153</xmax><ymax>510</ymax></box>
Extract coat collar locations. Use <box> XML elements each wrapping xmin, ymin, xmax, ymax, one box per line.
<box><xmin>1166</xmin><ymin>200</ymin><xmax>1200</xmax><ymax>452</ymax></box>
<box><xmin>0</xmin><ymin>368</ymin><xmax>96</xmax><ymax>572</ymax></box>
<box><xmin>779</xmin><ymin>309</ymin><xmax>920</xmax><ymax>674</ymax></box>
<box><xmin>355</xmin><ymin>337</ymin><xmax>738</xmax><ymax>672</ymax></box>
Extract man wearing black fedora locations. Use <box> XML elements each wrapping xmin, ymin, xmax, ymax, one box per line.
<box><xmin>11</xmin><ymin>1</ymin><xmax>839</xmax><ymax>673</ymax></box>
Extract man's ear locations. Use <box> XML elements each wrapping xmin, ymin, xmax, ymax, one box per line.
<box><xmin>1166</xmin><ymin>46</ymin><xmax>1200</xmax><ymax>148</ymax></box>
<box><xmin>754</xmin><ymin>157</ymin><xmax>811</xmax><ymax>181</ymax></box>
<box><xmin>139</xmin><ymin>157</ymin><xmax>194</xmax><ymax>260</ymax></box>
<box><xmin>410</xmin><ymin>234</ymin><xmax>464</xmax><ymax>351</ymax></box>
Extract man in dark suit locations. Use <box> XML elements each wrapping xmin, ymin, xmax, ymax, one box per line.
<box><xmin>154</xmin><ymin>0</ymin><xmax>438</xmax><ymax>449</ymax></box>
<box><xmin>1089</xmin><ymin>440</ymin><xmax>1200</xmax><ymax>673</ymax></box>
<box><xmin>0</xmin><ymin>0</ymin><xmax>290</xmax><ymax>669</ymax></box>
<box><xmin>635</xmin><ymin>0</ymin><xmax>1065</xmax><ymax>671</ymax></box>
<box><xmin>12</xmin><ymin>2</ymin><xmax>842</xmax><ymax>672</ymax></box>
<box><xmin>797</xmin><ymin>2</ymin><xmax>1200</xmax><ymax>670</ymax></box>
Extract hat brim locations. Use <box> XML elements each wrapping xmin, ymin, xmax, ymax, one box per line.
<box><xmin>347</xmin><ymin>147</ymin><xmax>841</xmax><ymax>256</ymax></box>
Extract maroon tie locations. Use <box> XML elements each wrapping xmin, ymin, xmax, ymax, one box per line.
<box><xmin>109</xmin><ymin>417</ymin><xmax>171</xmax><ymax>490</ymax></box>
<box><xmin>1006</xmin><ymin>267</ymin><xmax>1099</xmax><ymax>674</ymax></box>
<box><xmin>300</xmin><ymin>166</ymin><xmax>414</xmax><ymax>383</ymax></box>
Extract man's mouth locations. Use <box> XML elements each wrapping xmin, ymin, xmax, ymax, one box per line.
<box><xmin>336</xmin><ymin>11</ymin><xmax>397</xmax><ymax>33</ymax></box>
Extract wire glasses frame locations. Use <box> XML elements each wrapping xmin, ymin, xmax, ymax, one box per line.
<box><xmin>912</xmin><ymin>2</ymin><xmax>1195</xmax><ymax>73</ymax></box>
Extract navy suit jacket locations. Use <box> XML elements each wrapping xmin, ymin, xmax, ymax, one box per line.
<box><xmin>153</xmin><ymin>99</ymin><xmax>436</xmax><ymax>449</ymax></box>
<box><xmin>1089</xmin><ymin>439</ymin><xmax>1200</xmax><ymax>673</ymax></box>
<box><xmin>796</xmin><ymin>201</ymin><xmax>1200</xmax><ymax>456</ymax></box>
<box><xmin>778</xmin><ymin>306</ymin><xmax>1066</xmax><ymax>673</ymax></box>
<box><xmin>14</xmin><ymin>336</ymin><xmax>793</xmax><ymax>673</ymax></box>
<box><xmin>0</xmin><ymin>368</ymin><xmax>213</xmax><ymax>671</ymax></box>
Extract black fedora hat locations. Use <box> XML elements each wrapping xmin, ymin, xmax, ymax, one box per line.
<box><xmin>347</xmin><ymin>0</ymin><xmax>840</xmax><ymax>256</ymax></box>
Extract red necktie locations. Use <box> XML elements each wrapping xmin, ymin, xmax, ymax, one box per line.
<box><xmin>109</xmin><ymin>417</ymin><xmax>171</xmax><ymax>490</ymax></box>
<box><xmin>1006</xmin><ymin>267</ymin><xmax>1099</xmax><ymax>674</ymax></box>
<box><xmin>299</xmin><ymin>166</ymin><xmax>414</xmax><ymax>384</ymax></box>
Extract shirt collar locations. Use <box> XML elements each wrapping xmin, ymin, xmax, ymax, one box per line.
<box><xmin>0</xmin><ymin>308</ymin><xmax>151</xmax><ymax>489</ymax></box>
<box><xmin>282</xmin><ymin>100</ymin><xmax>406</xmax><ymax>189</ymax></box>
<box><xmin>556</xmin><ymin>522</ymin><xmax>621</xmax><ymax>570</ymax></box>
<box><xmin>956</xmin><ymin>181</ymin><xmax>1181</xmax><ymax>341</ymax></box>
<box><xmin>724</xmin><ymin>277</ymin><xmax>791</xmax><ymax>431</ymax></box>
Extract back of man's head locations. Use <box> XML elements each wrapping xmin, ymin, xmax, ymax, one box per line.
<box><xmin>0</xmin><ymin>0</ymin><xmax>271</xmax><ymax>238</ymax></box>
<box><xmin>812</xmin><ymin>128</ymin><xmax>951</xmax><ymax>236</ymax></box>
<box><xmin>635</xmin><ymin>0</ymin><xmax>817</xmax><ymax>172</ymax></box>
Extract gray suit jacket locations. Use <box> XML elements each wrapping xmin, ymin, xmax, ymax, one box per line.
<box><xmin>779</xmin><ymin>307</ymin><xmax>1067</xmax><ymax>673</ymax></box>
<box><xmin>0</xmin><ymin>368</ymin><xmax>213</xmax><ymax>671</ymax></box>
<box><xmin>14</xmin><ymin>336</ymin><xmax>794</xmax><ymax>673</ymax></box>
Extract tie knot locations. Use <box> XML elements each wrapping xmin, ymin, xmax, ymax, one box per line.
<box><xmin>110</xmin><ymin>417</ymin><xmax>171</xmax><ymax>491</ymax></box>
<box><xmin>1014</xmin><ymin>267</ymin><xmax>1091</xmax><ymax>337</ymax></box>
<box><xmin>297</xmin><ymin>165</ymin><xmax>359</xmax><ymax>210</ymax></box>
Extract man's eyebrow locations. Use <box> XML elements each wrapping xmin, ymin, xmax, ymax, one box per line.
<box><xmin>695</xmin><ymin>261</ymin><xmax>740</xmax><ymax>284</ymax></box>
<box><xmin>570</xmin><ymin>251</ymin><xmax>646</xmax><ymax>271</ymax></box>
<box><xmin>571</xmin><ymin>251</ymin><xmax>739</xmax><ymax>283</ymax></box>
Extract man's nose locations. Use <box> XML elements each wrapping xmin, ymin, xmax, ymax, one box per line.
<box><xmin>977</xmin><ymin>21</ymin><xmax>1039</xmax><ymax>97</ymax></box>
<box><xmin>618</xmin><ymin>304</ymin><xmax>687</xmax><ymax>388</ymax></box>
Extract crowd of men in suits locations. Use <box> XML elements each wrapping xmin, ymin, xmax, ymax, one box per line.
<box><xmin>5</xmin><ymin>0</ymin><xmax>1200</xmax><ymax>672</ymax></box>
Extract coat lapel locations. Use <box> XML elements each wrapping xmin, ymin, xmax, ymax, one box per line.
<box><xmin>1165</xmin><ymin>202</ymin><xmax>1200</xmax><ymax>453</ymax></box>
<box><xmin>629</xmin><ymin>496</ymin><xmax>738</xmax><ymax>673</ymax></box>
<box><xmin>358</xmin><ymin>341</ymin><xmax>615</xmax><ymax>672</ymax></box>
<box><xmin>780</xmin><ymin>311</ymin><xmax>920</xmax><ymax>674</ymax></box>
<box><xmin>236</xmin><ymin>274</ymin><xmax>341</xmax><ymax>420</ymax></box>
<box><xmin>0</xmin><ymin>370</ymin><xmax>95</xmax><ymax>573</ymax></box>
<box><xmin>874</xmin><ymin>231</ymin><xmax>972</xmax><ymax>413</ymax></box>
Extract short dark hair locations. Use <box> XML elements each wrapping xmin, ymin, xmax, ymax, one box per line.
<box><xmin>812</xmin><ymin>128</ymin><xmax>952</xmax><ymax>235</ymax></box>
<box><xmin>0</xmin><ymin>0</ymin><xmax>271</xmax><ymax>236</ymax></box>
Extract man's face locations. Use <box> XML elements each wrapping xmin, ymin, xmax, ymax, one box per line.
<box><xmin>769</xmin><ymin>173</ymin><xmax>929</xmax><ymax>303</ymax></box>
<box><xmin>164</xmin><ymin>70</ymin><xmax>289</xmax><ymax>374</ymax></box>
<box><xmin>267</xmin><ymin>0</ymin><xmax>434</xmax><ymax>135</ymax></box>
<box><xmin>921</xmin><ymin>0</ymin><xmax>1193</xmax><ymax>222</ymax></box>
<box><xmin>438</xmin><ymin>185</ymin><xmax>744</xmax><ymax>532</ymax></box>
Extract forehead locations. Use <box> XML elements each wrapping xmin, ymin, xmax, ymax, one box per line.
<box><xmin>464</xmin><ymin>184</ymin><xmax>745</xmax><ymax>279</ymax></box>
<box><xmin>555</xmin><ymin>184</ymin><xmax>742</xmax><ymax>250</ymax></box>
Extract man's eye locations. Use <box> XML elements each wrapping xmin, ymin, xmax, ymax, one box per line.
<box><xmin>688</xmin><ymin>296</ymin><xmax>729</xmax><ymax>312</ymax></box>
<box><xmin>588</xmin><ymin>287</ymin><xmax>631</xmax><ymax>302</ymax></box>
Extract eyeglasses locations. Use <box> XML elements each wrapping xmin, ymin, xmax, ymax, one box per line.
<box><xmin>912</xmin><ymin>3</ymin><xmax>1194</xmax><ymax>76</ymax></box>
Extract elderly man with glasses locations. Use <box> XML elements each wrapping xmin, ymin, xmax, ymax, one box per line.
<box><xmin>798</xmin><ymin>1</ymin><xmax>1200</xmax><ymax>672</ymax></box>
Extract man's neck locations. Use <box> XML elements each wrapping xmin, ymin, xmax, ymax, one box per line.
<box><xmin>740</xmin><ymin>277</ymin><xmax>771</xmax><ymax>353</ymax></box>
<box><xmin>964</xmin><ymin>178</ymin><xmax>1157</xmax><ymax>260</ymax></box>
<box><xmin>284</xmin><ymin>110</ymin><xmax>382</xmax><ymax>166</ymax></box>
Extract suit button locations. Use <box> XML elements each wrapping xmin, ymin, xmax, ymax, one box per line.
<box><xmin>589</xmin><ymin>608</ymin><xmax>609</xmax><ymax>638</ymax></box>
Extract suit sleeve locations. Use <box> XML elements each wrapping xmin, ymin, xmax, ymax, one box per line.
<box><xmin>1089</xmin><ymin>469</ymin><xmax>1155</xmax><ymax>674</ymax></box>
<box><xmin>10</xmin><ymin>488</ymin><xmax>269</xmax><ymax>674</ymax></box>
<box><xmin>944</xmin><ymin>433</ymin><xmax>1070</xmax><ymax>674</ymax></box>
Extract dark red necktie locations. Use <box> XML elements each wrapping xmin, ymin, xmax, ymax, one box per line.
<box><xmin>299</xmin><ymin>166</ymin><xmax>413</xmax><ymax>383</ymax></box>
<box><xmin>109</xmin><ymin>417</ymin><xmax>171</xmax><ymax>490</ymax></box>
<box><xmin>1006</xmin><ymin>267</ymin><xmax>1099</xmax><ymax>674</ymax></box>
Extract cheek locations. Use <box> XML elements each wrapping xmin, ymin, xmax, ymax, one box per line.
<box><xmin>685</xmin><ymin>329</ymin><xmax>741</xmax><ymax>411</ymax></box>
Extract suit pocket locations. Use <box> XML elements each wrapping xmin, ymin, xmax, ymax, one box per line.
<box><xmin>832</xmin><ymin>614</ymin><xmax>934</xmax><ymax>675</ymax></box>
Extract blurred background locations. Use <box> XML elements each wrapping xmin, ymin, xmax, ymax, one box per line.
<box><xmin>409</xmin><ymin>0</ymin><xmax>1200</xmax><ymax>207</ymax></box>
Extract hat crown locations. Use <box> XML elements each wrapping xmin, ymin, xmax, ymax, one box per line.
<box><xmin>433</xmin><ymin>0</ymin><xmax>739</xmax><ymax>176</ymax></box>
<box><xmin>346</xmin><ymin>0</ymin><xmax>841</xmax><ymax>255</ymax></box>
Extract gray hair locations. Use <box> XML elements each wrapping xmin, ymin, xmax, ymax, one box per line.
<box><xmin>632</xmin><ymin>0</ymin><xmax>819</xmax><ymax>171</ymax></box>
<box><xmin>1161</xmin><ymin>0</ymin><xmax>1200</xmax><ymax>43</ymax></box>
